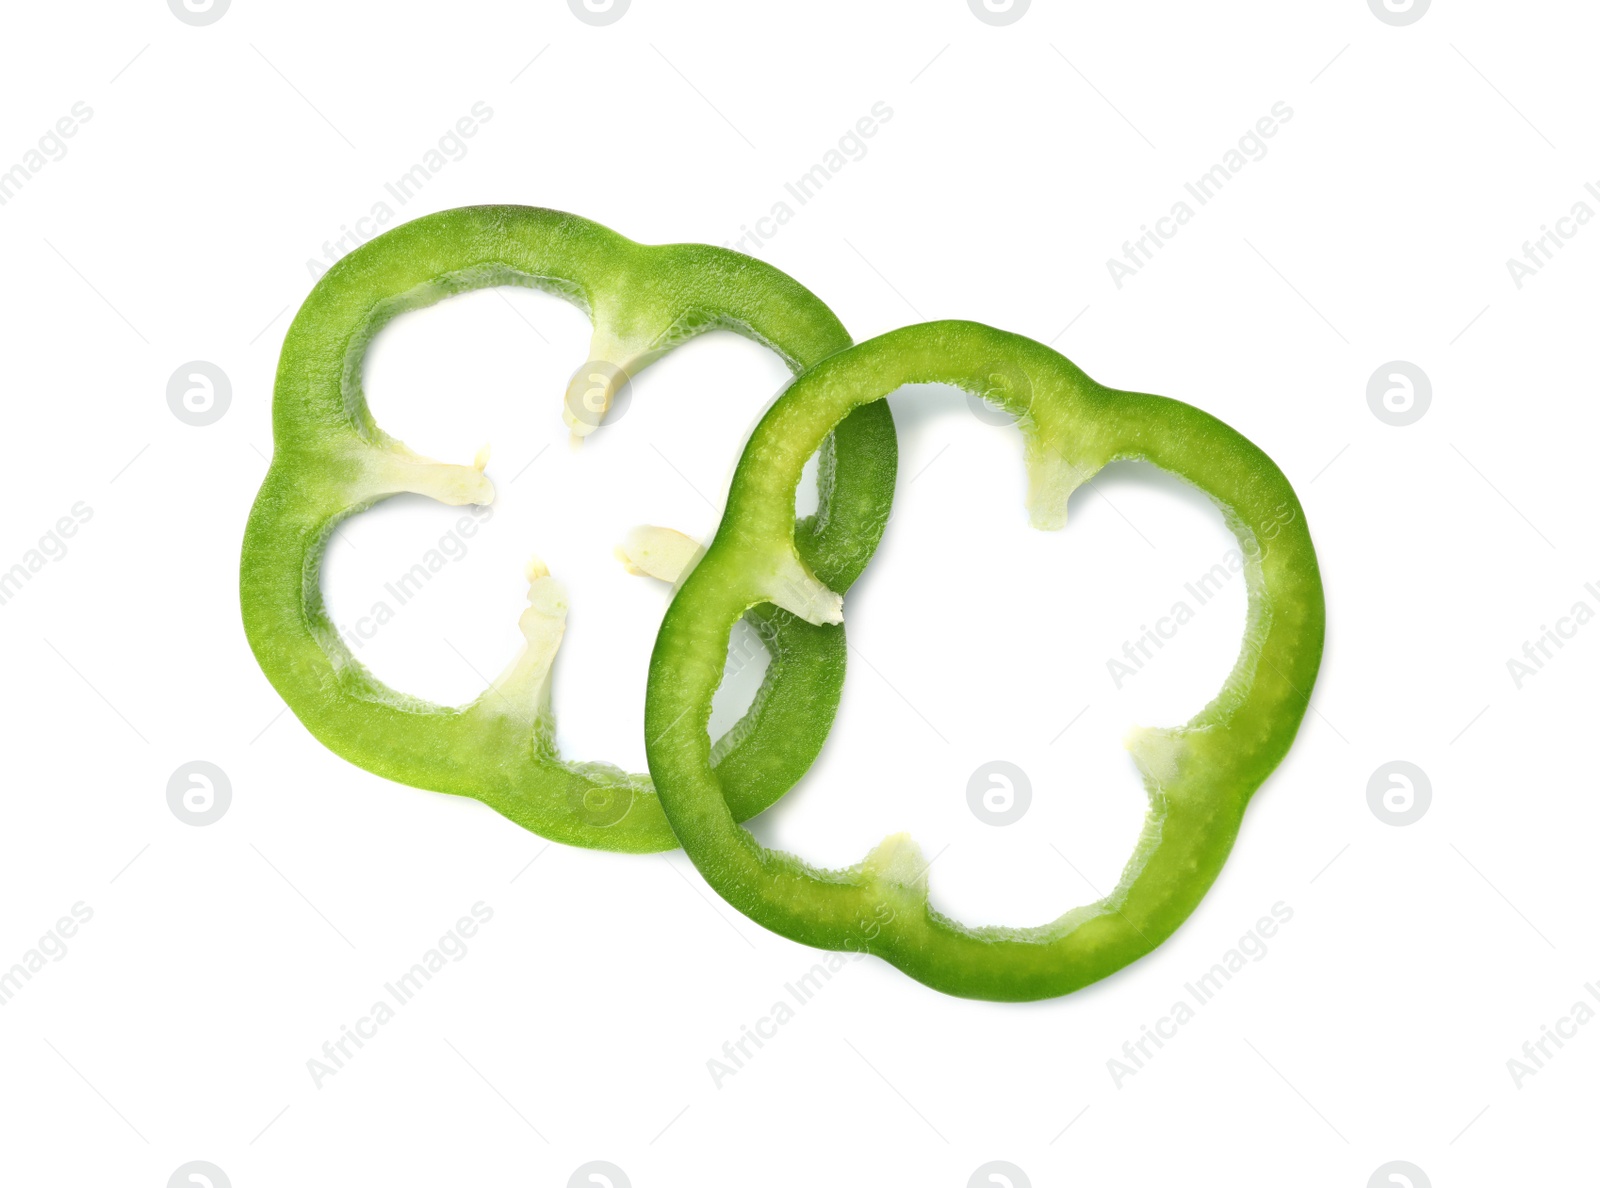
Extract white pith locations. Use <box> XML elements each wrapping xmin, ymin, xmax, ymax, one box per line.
<box><xmin>615</xmin><ymin>525</ymin><xmax>704</xmax><ymax>584</ymax></box>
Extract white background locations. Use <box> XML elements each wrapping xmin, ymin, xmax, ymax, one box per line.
<box><xmin>1</xmin><ymin>1</ymin><xmax>1594</xmax><ymax>1185</ymax></box>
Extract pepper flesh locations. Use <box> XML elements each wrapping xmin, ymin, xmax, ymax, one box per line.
<box><xmin>645</xmin><ymin>320</ymin><xmax>1325</xmax><ymax>1001</ymax></box>
<box><xmin>241</xmin><ymin>206</ymin><xmax>895</xmax><ymax>853</ymax></box>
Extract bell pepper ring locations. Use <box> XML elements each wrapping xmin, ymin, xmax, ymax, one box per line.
<box><xmin>240</xmin><ymin>205</ymin><xmax>896</xmax><ymax>853</ymax></box>
<box><xmin>645</xmin><ymin>320</ymin><xmax>1325</xmax><ymax>1001</ymax></box>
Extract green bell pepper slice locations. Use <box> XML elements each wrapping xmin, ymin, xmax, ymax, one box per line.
<box><xmin>645</xmin><ymin>320</ymin><xmax>1325</xmax><ymax>1001</ymax></box>
<box><xmin>240</xmin><ymin>205</ymin><xmax>896</xmax><ymax>853</ymax></box>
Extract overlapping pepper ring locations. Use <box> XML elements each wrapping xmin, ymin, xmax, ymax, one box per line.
<box><xmin>240</xmin><ymin>206</ymin><xmax>896</xmax><ymax>853</ymax></box>
<box><xmin>645</xmin><ymin>320</ymin><xmax>1326</xmax><ymax>1002</ymax></box>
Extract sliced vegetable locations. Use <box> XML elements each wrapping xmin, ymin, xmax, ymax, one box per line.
<box><xmin>241</xmin><ymin>205</ymin><xmax>896</xmax><ymax>852</ymax></box>
<box><xmin>645</xmin><ymin>320</ymin><xmax>1324</xmax><ymax>1000</ymax></box>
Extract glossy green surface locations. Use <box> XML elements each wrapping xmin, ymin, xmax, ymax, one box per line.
<box><xmin>241</xmin><ymin>206</ymin><xmax>896</xmax><ymax>852</ymax></box>
<box><xmin>646</xmin><ymin>321</ymin><xmax>1325</xmax><ymax>1000</ymax></box>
